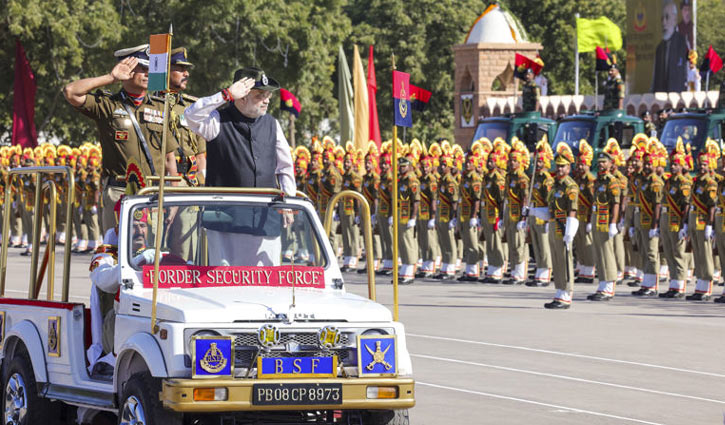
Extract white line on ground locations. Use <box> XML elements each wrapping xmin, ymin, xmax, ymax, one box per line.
<box><xmin>409</xmin><ymin>333</ymin><xmax>725</xmax><ymax>378</ymax></box>
<box><xmin>417</xmin><ymin>381</ymin><xmax>666</xmax><ymax>425</ymax></box>
<box><xmin>413</xmin><ymin>353</ymin><xmax>725</xmax><ymax>405</ymax></box>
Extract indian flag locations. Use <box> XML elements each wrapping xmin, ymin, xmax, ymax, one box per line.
<box><xmin>148</xmin><ymin>33</ymin><xmax>171</xmax><ymax>92</ymax></box>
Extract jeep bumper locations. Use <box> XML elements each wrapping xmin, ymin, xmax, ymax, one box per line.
<box><xmin>160</xmin><ymin>377</ymin><xmax>415</xmax><ymax>412</ymax></box>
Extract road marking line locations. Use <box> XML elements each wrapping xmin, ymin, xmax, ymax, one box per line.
<box><xmin>413</xmin><ymin>354</ymin><xmax>725</xmax><ymax>405</ymax></box>
<box><xmin>417</xmin><ymin>381</ymin><xmax>666</xmax><ymax>425</ymax></box>
<box><xmin>409</xmin><ymin>333</ymin><xmax>725</xmax><ymax>378</ymax></box>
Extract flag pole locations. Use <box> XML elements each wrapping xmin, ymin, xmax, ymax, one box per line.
<box><xmin>151</xmin><ymin>24</ymin><xmax>173</xmax><ymax>335</ymax></box>
<box><xmin>391</xmin><ymin>53</ymin><xmax>399</xmax><ymax>322</ymax></box>
<box><xmin>575</xmin><ymin>13</ymin><xmax>580</xmax><ymax>96</ymax></box>
<box><xmin>595</xmin><ymin>71</ymin><xmax>598</xmax><ymax>110</ymax></box>
<box><xmin>289</xmin><ymin>114</ymin><xmax>296</xmax><ymax>148</ymax></box>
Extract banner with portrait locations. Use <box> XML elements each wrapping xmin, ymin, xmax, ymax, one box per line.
<box><xmin>626</xmin><ymin>0</ymin><xmax>696</xmax><ymax>94</ymax></box>
<box><xmin>460</xmin><ymin>94</ymin><xmax>474</xmax><ymax>128</ymax></box>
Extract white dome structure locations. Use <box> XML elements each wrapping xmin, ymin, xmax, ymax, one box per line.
<box><xmin>465</xmin><ymin>4</ymin><xmax>529</xmax><ymax>44</ymax></box>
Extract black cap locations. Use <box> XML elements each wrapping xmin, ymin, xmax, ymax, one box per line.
<box><xmin>398</xmin><ymin>157</ymin><xmax>411</xmax><ymax>166</ymax></box>
<box><xmin>170</xmin><ymin>47</ymin><xmax>193</xmax><ymax>67</ymax></box>
<box><xmin>232</xmin><ymin>67</ymin><xmax>280</xmax><ymax>91</ymax></box>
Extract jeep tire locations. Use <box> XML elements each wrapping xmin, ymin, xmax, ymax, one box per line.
<box><xmin>118</xmin><ymin>372</ymin><xmax>181</xmax><ymax>425</ymax></box>
<box><xmin>364</xmin><ymin>409</ymin><xmax>410</xmax><ymax>425</ymax></box>
<box><xmin>2</xmin><ymin>347</ymin><xmax>60</xmax><ymax>425</ymax></box>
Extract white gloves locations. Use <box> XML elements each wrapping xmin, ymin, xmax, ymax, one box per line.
<box><xmin>469</xmin><ymin>217</ymin><xmax>479</xmax><ymax>228</ymax></box>
<box><xmin>388</xmin><ymin>216</ymin><xmax>393</xmax><ymax>226</ymax></box>
<box><xmin>678</xmin><ymin>223</ymin><xmax>688</xmax><ymax>240</ymax></box>
<box><xmin>617</xmin><ymin>220</ymin><xmax>624</xmax><ymax>232</ymax></box>
<box><xmin>91</xmin><ymin>205</ymin><xmax>98</xmax><ymax>214</ymax></box>
<box><xmin>609</xmin><ymin>223</ymin><xmax>619</xmax><ymax>238</ymax></box>
<box><xmin>427</xmin><ymin>219</ymin><xmax>435</xmax><ymax>229</ymax></box>
<box><xmin>529</xmin><ymin>207</ymin><xmax>551</xmax><ymax>221</ymax></box>
<box><xmin>544</xmin><ymin>223</ymin><xmax>549</xmax><ymax>233</ymax></box>
<box><xmin>406</xmin><ymin>218</ymin><xmax>416</xmax><ymax>229</ymax></box>
<box><xmin>648</xmin><ymin>228</ymin><xmax>659</xmax><ymax>238</ymax></box>
<box><xmin>586</xmin><ymin>223</ymin><xmax>592</xmax><ymax>233</ymax></box>
<box><xmin>449</xmin><ymin>218</ymin><xmax>457</xmax><ymax>230</ymax></box>
<box><xmin>705</xmin><ymin>225</ymin><xmax>714</xmax><ymax>240</ymax></box>
<box><xmin>354</xmin><ymin>215</ymin><xmax>361</xmax><ymax>225</ymax></box>
<box><xmin>628</xmin><ymin>227</ymin><xmax>635</xmax><ymax>239</ymax></box>
<box><xmin>371</xmin><ymin>214</ymin><xmax>377</xmax><ymax>225</ymax></box>
<box><xmin>333</xmin><ymin>211</ymin><xmax>340</xmax><ymax>222</ymax></box>
<box><xmin>521</xmin><ymin>206</ymin><xmax>529</xmax><ymax>218</ymax></box>
<box><xmin>516</xmin><ymin>221</ymin><xmax>527</xmax><ymax>231</ymax></box>
<box><xmin>131</xmin><ymin>248</ymin><xmax>157</xmax><ymax>267</ymax></box>
<box><xmin>563</xmin><ymin>216</ymin><xmax>579</xmax><ymax>248</ymax></box>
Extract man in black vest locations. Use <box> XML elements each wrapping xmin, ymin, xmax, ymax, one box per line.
<box><xmin>184</xmin><ymin>67</ymin><xmax>296</xmax><ymax>266</ymax></box>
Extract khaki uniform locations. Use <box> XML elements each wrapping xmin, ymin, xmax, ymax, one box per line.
<box><xmin>521</xmin><ymin>80</ymin><xmax>540</xmax><ymax>112</ymax></box>
<box><xmin>377</xmin><ymin>171</ymin><xmax>394</xmax><ymax>271</ymax></box>
<box><xmin>505</xmin><ymin>169</ymin><xmax>529</xmax><ymax>282</ymax></box>
<box><xmin>637</xmin><ymin>171</ymin><xmax>664</xmax><ymax>290</ymax></box>
<box><xmin>624</xmin><ymin>172</ymin><xmax>644</xmax><ymax>282</ymax></box>
<box><xmin>340</xmin><ymin>168</ymin><xmax>362</xmax><ymax>268</ymax></box>
<box><xmin>74</xmin><ymin>90</ymin><xmax>179</xmax><ymax>233</ymax></box>
<box><xmin>548</xmin><ymin>175</ymin><xmax>579</xmax><ymax>302</ymax></box>
<box><xmin>613</xmin><ymin>169</ymin><xmax>628</xmax><ymax>281</ymax></box>
<box><xmin>530</xmin><ymin>170</ymin><xmax>553</xmax><ymax>283</ymax></box>
<box><xmin>574</xmin><ymin>171</ymin><xmax>596</xmax><ymax>279</ymax></box>
<box><xmin>482</xmin><ymin>169</ymin><xmax>507</xmax><ymax>279</ymax></box>
<box><xmin>318</xmin><ymin>164</ymin><xmax>342</xmax><ymax>254</ymax></box>
<box><xmin>418</xmin><ymin>173</ymin><xmax>440</xmax><ymax>274</ymax></box>
<box><xmin>82</xmin><ymin>170</ymin><xmax>101</xmax><ymax>248</ymax></box>
<box><xmin>662</xmin><ymin>173</ymin><xmax>692</xmax><ymax>293</ymax></box>
<box><xmin>362</xmin><ymin>171</ymin><xmax>382</xmax><ymax>269</ymax></box>
<box><xmin>689</xmin><ymin>173</ymin><xmax>718</xmax><ymax>294</ymax></box>
<box><xmin>603</xmin><ymin>76</ymin><xmax>625</xmax><ymax>110</ymax></box>
<box><xmin>459</xmin><ymin>170</ymin><xmax>482</xmax><ymax>278</ymax></box>
<box><xmin>436</xmin><ymin>173</ymin><xmax>459</xmax><ymax>277</ymax></box>
<box><xmin>592</xmin><ymin>171</ymin><xmax>621</xmax><ymax>296</ymax></box>
<box><xmin>397</xmin><ymin>171</ymin><xmax>420</xmax><ymax>279</ymax></box>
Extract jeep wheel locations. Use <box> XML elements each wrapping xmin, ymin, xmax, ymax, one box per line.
<box><xmin>364</xmin><ymin>409</ymin><xmax>410</xmax><ymax>425</ymax></box>
<box><xmin>118</xmin><ymin>372</ymin><xmax>181</xmax><ymax>425</ymax></box>
<box><xmin>2</xmin><ymin>348</ymin><xmax>59</xmax><ymax>425</ymax></box>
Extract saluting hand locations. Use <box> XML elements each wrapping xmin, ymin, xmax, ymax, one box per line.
<box><xmin>228</xmin><ymin>77</ymin><xmax>256</xmax><ymax>100</ymax></box>
<box><xmin>111</xmin><ymin>57</ymin><xmax>139</xmax><ymax>82</ymax></box>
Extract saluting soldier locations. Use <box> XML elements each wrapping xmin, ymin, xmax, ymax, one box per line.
<box><xmin>632</xmin><ymin>146</ymin><xmax>665</xmax><ymax>296</ymax></box>
<box><xmin>416</xmin><ymin>154</ymin><xmax>440</xmax><ymax>278</ymax></box>
<box><xmin>603</xmin><ymin>60</ymin><xmax>625</xmax><ymax>110</ymax></box>
<box><xmin>521</xmin><ymin>68</ymin><xmax>540</xmax><ymax>112</ymax></box>
<box><xmin>532</xmin><ymin>144</ymin><xmax>579</xmax><ymax>309</ymax></box>
<box><xmin>587</xmin><ymin>152</ymin><xmax>622</xmax><ymax>301</ymax></box>
<box><xmin>660</xmin><ymin>140</ymin><xmax>692</xmax><ymax>298</ymax></box>
<box><xmin>573</xmin><ymin>140</ymin><xmax>597</xmax><ymax>283</ymax></box>
<box><xmin>396</xmin><ymin>157</ymin><xmax>420</xmax><ymax>285</ymax></box>
<box><xmin>339</xmin><ymin>150</ymin><xmax>362</xmax><ymax>271</ymax></box>
<box><xmin>480</xmin><ymin>144</ymin><xmax>508</xmax><ymax>283</ymax></box>
<box><xmin>526</xmin><ymin>141</ymin><xmax>554</xmax><ymax>287</ymax></box>
<box><xmin>434</xmin><ymin>153</ymin><xmax>459</xmax><ymax>280</ymax></box>
<box><xmin>361</xmin><ymin>146</ymin><xmax>382</xmax><ymax>273</ymax></box>
<box><xmin>63</xmin><ymin>44</ymin><xmax>180</xmax><ymax>233</ymax></box>
<box><xmin>505</xmin><ymin>141</ymin><xmax>530</xmax><ymax>284</ymax></box>
<box><xmin>458</xmin><ymin>154</ymin><xmax>482</xmax><ymax>281</ymax></box>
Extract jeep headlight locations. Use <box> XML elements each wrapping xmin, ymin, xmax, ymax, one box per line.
<box><xmin>362</xmin><ymin>328</ymin><xmax>390</xmax><ymax>336</ymax></box>
<box><xmin>187</xmin><ymin>330</ymin><xmax>220</xmax><ymax>354</ymax></box>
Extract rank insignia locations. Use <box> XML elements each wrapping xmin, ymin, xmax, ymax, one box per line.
<box><xmin>357</xmin><ymin>335</ymin><xmax>397</xmax><ymax>377</ymax></box>
<box><xmin>48</xmin><ymin>317</ymin><xmax>60</xmax><ymax>357</ymax></box>
<box><xmin>115</xmin><ymin>131</ymin><xmax>129</xmax><ymax>141</ymax></box>
<box><xmin>193</xmin><ymin>336</ymin><xmax>234</xmax><ymax>378</ymax></box>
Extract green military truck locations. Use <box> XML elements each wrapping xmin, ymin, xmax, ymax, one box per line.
<box><xmin>658</xmin><ymin>108</ymin><xmax>725</xmax><ymax>155</ymax></box>
<box><xmin>471</xmin><ymin>111</ymin><xmax>558</xmax><ymax>151</ymax></box>
<box><xmin>553</xmin><ymin>109</ymin><xmax>644</xmax><ymax>158</ymax></box>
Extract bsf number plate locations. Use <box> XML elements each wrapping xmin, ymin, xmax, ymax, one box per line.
<box><xmin>252</xmin><ymin>383</ymin><xmax>342</xmax><ymax>405</ymax></box>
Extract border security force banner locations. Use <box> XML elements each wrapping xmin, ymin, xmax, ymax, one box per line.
<box><xmin>626</xmin><ymin>0</ymin><xmax>695</xmax><ymax>94</ymax></box>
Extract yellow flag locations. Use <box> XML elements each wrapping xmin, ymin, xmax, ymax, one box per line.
<box><xmin>352</xmin><ymin>45</ymin><xmax>369</xmax><ymax>152</ymax></box>
<box><xmin>576</xmin><ymin>17</ymin><xmax>622</xmax><ymax>53</ymax></box>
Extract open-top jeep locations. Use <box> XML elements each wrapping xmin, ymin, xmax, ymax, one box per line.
<box><xmin>0</xmin><ymin>167</ymin><xmax>414</xmax><ymax>424</ymax></box>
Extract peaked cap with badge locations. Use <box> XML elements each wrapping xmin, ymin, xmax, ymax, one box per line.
<box><xmin>233</xmin><ymin>67</ymin><xmax>280</xmax><ymax>91</ymax></box>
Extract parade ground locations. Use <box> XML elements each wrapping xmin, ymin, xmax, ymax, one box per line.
<box><xmin>7</xmin><ymin>249</ymin><xmax>725</xmax><ymax>425</ymax></box>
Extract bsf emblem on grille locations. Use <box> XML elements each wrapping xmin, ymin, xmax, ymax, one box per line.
<box><xmin>200</xmin><ymin>342</ymin><xmax>227</xmax><ymax>373</ymax></box>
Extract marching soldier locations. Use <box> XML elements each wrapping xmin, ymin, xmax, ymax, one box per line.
<box><xmin>632</xmin><ymin>144</ymin><xmax>665</xmax><ymax>296</ymax></box>
<box><xmin>377</xmin><ymin>151</ymin><xmax>394</xmax><ymax>275</ymax></box>
<box><xmin>480</xmin><ymin>142</ymin><xmax>508</xmax><ymax>283</ymax></box>
<box><xmin>63</xmin><ymin>44</ymin><xmax>180</xmax><ymax>233</ymax></box>
<box><xmin>587</xmin><ymin>152</ymin><xmax>622</xmax><ymax>301</ymax></box>
<box><xmin>660</xmin><ymin>140</ymin><xmax>692</xmax><ymax>298</ymax></box>
<box><xmin>605</xmin><ymin>140</ymin><xmax>629</xmax><ymax>285</ymax></box>
<box><xmin>686</xmin><ymin>144</ymin><xmax>719</xmax><ymax>301</ymax></box>
<box><xmin>416</xmin><ymin>154</ymin><xmax>440</xmax><ymax>278</ymax></box>
<box><xmin>573</xmin><ymin>140</ymin><xmax>596</xmax><ymax>283</ymax></box>
<box><xmin>396</xmin><ymin>157</ymin><xmax>420</xmax><ymax>285</ymax></box>
<box><xmin>457</xmin><ymin>154</ymin><xmax>482</xmax><ymax>281</ymax></box>
<box><xmin>340</xmin><ymin>148</ymin><xmax>362</xmax><ymax>271</ymax></box>
<box><xmin>521</xmin><ymin>68</ymin><xmax>540</xmax><ymax>112</ymax></box>
<box><xmin>361</xmin><ymin>145</ymin><xmax>382</xmax><ymax>272</ymax></box>
<box><xmin>318</xmin><ymin>149</ymin><xmax>342</xmax><ymax>252</ymax></box>
<box><xmin>603</xmin><ymin>60</ymin><xmax>624</xmax><ymax>110</ymax></box>
<box><xmin>505</xmin><ymin>141</ymin><xmax>530</xmax><ymax>284</ymax></box>
<box><xmin>531</xmin><ymin>143</ymin><xmax>579</xmax><ymax>309</ymax></box>
<box><xmin>625</xmin><ymin>140</ymin><xmax>647</xmax><ymax>286</ymax></box>
<box><xmin>526</xmin><ymin>140</ymin><xmax>554</xmax><ymax>287</ymax></box>
<box><xmin>434</xmin><ymin>153</ymin><xmax>459</xmax><ymax>280</ymax></box>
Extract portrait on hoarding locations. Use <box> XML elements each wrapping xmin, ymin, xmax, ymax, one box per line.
<box><xmin>651</xmin><ymin>0</ymin><xmax>688</xmax><ymax>92</ymax></box>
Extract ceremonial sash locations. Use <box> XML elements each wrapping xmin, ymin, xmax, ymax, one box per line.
<box><xmin>596</xmin><ymin>203</ymin><xmax>610</xmax><ymax>232</ymax></box>
<box><xmin>638</xmin><ymin>191</ymin><xmax>654</xmax><ymax>229</ymax></box>
<box><xmin>666</xmin><ymin>191</ymin><xmax>684</xmax><ymax>232</ymax></box>
<box><xmin>399</xmin><ymin>197</ymin><xmax>411</xmax><ymax>223</ymax></box>
<box><xmin>420</xmin><ymin>192</ymin><xmax>431</xmax><ymax>219</ymax></box>
<box><xmin>319</xmin><ymin>186</ymin><xmax>333</xmax><ymax>214</ymax></box>
<box><xmin>691</xmin><ymin>195</ymin><xmax>709</xmax><ymax>230</ymax></box>
<box><xmin>379</xmin><ymin>187</ymin><xmax>391</xmax><ymax>215</ymax></box>
<box><xmin>628</xmin><ymin>181</ymin><xmax>638</xmax><ymax>205</ymax></box>
<box><xmin>508</xmin><ymin>188</ymin><xmax>521</xmax><ymax>221</ymax></box>
<box><xmin>485</xmin><ymin>190</ymin><xmax>498</xmax><ymax>224</ymax></box>
<box><xmin>577</xmin><ymin>192</ymin><xmax>592</xmax><ymax>220</ymax></box>
<box><xmin>439</xmin><ymin>196</ymin><xmax>452</xmax><ymax>222</ymax></box>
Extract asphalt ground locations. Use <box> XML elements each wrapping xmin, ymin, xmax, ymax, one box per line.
<box><xmin>4</xmin><ymin>246</ymin><xmax>725</xmax><ymax>425</ymax></box>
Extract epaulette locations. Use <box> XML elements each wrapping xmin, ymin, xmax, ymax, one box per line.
<box><xmin>150</xmin><ymin>94</ymin><xmax>166</xmax><ymax>102</ymax></box>
<box><xmin>181</xmin><ymin>93</ymin><xmax>198</xmax><ymax>102</ymax></box>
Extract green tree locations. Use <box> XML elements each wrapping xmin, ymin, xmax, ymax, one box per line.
<box><xmin>696</xmin><ymin>0</ymin><xmax>725</xmax><ymax>90</ymax></box>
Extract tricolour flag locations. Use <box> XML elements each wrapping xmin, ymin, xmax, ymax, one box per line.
<box><xmin>392</xmin><ymin>70</ymin><xmax>412</xmax><ymax>128</ymax></box>
<box><xmin>148</xmin><ymin>33</ymin><xmax>171</xmax><ymax>92</ymax></box>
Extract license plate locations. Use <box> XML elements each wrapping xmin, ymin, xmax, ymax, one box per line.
<box><xmin>257</xmin><ymin>356</ymin><xmax>337</xmax><ymax>378</ymax></box>
<box><xmin>252</xmin><ymin>383</ymin><xmax>342</xmax><ymax>405</ymax></box>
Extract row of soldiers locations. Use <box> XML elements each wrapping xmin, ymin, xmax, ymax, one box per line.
<box><xmin>0</xmin><ymin>143</ymin><xmax>103</xmax><ymax>255</ymax></box>
<box><xmin>292</xmin><ymin>133</ymin><xmax>725</xmax><ymax>308</ymax></box>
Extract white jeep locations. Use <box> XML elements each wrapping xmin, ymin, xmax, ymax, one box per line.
<box><xmin>0</xmin><ymin>180</ymin><xmax>414</xmax><ymax>425</ymax></box>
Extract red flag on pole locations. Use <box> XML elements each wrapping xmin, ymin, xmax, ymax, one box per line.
<box><xmin>700</xmin><ymin>45</ymin><xmax>723</xmax><ymax>75</ymax></box>
<box><xmin>12</xmin><ymin>40</ymin><xmax>38</xmax><ymax>148</ymax></box>
<box><xmin>279</xmin><ymin>88</ymin><xmax>301</xmax><ymax>117</ymax></box>
<box><xmin>367</xmin><ymin>45</ymin><xmax>381</xmax><ymax>147</ymax></box>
